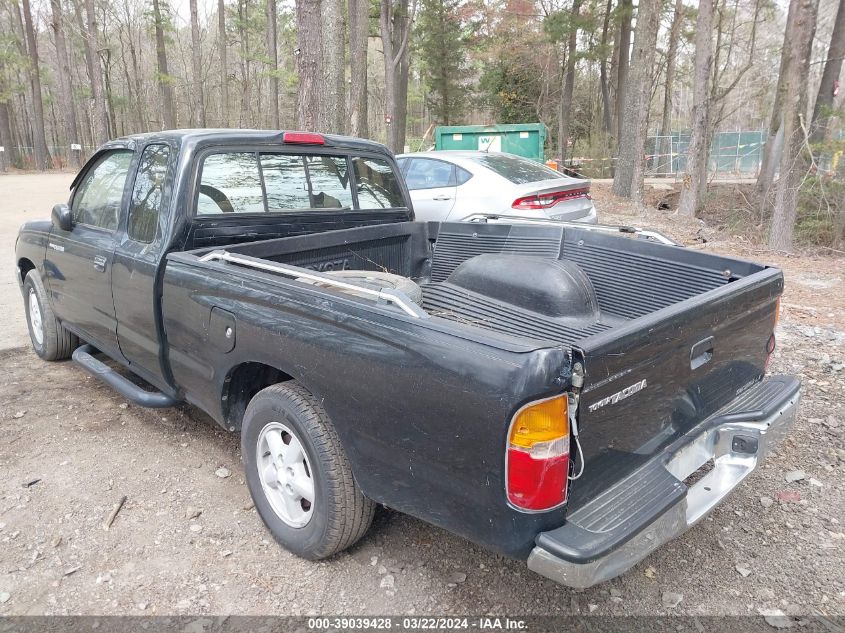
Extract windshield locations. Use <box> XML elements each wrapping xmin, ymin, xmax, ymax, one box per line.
<box><xmin>471</xmin><ymin>154</ymin><xmax>562</xmax><ymax>184</ymax></box>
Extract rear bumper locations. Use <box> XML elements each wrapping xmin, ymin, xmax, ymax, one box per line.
<box><xmin>527</xmin><ymin>375</ymin><xmax>801</xmax><ymax>588</ymax></box>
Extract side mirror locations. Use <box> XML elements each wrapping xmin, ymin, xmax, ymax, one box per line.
<box><xmin>51</xmin><ymin>203</ymin><xmax>73</xmax><ymax>232</ymax></box>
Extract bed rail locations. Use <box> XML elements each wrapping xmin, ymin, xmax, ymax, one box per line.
<box><xmin>198</xmin><ymin>249</ymin><xmax>428</xmax><ymax>319</ymax></box>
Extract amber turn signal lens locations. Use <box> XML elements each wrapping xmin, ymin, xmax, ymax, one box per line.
<box><xmin>509</xmin><ymin>395</ymin><xmax>569</xmax><ymax>451</ymax></box>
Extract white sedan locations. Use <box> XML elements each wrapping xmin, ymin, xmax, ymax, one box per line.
<box><xmin>396</xmin><ymin>151</ymin><xmax>597</xmax><ymax>224</ymax></box>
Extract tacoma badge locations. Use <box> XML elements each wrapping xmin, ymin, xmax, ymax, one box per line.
<box><xmin>588</xmin><ymin>379</ymin><xmax>648</xmax><ymax>413</ymax></box>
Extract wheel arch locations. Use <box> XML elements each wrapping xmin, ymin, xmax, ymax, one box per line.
<box><xmin>221</xmin><ymin>361</ymin><xmax>295</xmax><ymax>431</ymax></box>
<box><xmin>17</xmin><ymin>257</ymin><xmax>36</xmax><ymax>286</ymax></box>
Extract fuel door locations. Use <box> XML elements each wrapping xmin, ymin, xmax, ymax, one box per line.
<box><xmin>209</xmin><ymin>307</ymin><xmax>236</xmax><ymax>354</ymax></box>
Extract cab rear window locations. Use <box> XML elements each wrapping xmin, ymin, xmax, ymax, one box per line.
<box><xmin>196</xmin><ymin>152</ymin><xmax>404</xmax><ymax>215</ymax></box>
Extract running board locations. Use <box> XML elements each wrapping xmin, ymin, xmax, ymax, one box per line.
<box><xmin>72</xmin><ymin>344</ymin><xmax>178</xmax><ymax>408</ymax></box>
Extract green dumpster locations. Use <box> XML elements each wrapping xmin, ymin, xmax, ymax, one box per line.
<box><xmin>434</xmin><ymin>123</ymin><xmax>547</xmax><ymax>162</ymax></box>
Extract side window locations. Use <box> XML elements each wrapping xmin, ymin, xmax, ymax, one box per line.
<box><xmin>128</xmin><ymin>144</ymin><xmax>170</xmax><ymax>243</ymax></box>
<box><xmin>71</xmin><ymin>150</ymin><xmax>133</xmax><ymax>230</ymax></box>
<box><xmin>197</xmin><ymin>152</ymin><xmax>264</xmax><ymax>215</ymax></box>
<box><xmin>456</xmin><ymin>166</ymin><xmax>473</xmax><ymax>185</ymax></box>
<box><xmin>352</xmin><ymin>157</ymin><xmax>406</xmax><ymax>209</ymax></box>
<box><xmin>405</xmin><ymin>159</ymin><xmax>455</xmax><ymax>190</ymax></box>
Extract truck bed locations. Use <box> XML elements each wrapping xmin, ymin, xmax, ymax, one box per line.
<box><xmin>169</xmin><ymin>219</ymin><xmax>782</xmax><ymax>557</ymax></box>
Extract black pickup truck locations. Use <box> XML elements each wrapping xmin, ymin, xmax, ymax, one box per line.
<box><xmin>15</xmin><ymin>130</ymin><xmax>800</xmax><ymax>588</ymax></box>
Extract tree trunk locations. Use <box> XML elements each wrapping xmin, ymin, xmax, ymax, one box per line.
<box><xmin>659</xmin><ymin>0</ymin><xmax>683</xmax><ymax>171</ymax></box>
<box><xmin>152</xmin><ymin>0</ymin><xmax>176</xmax><ymax>129</ymax></box>
<box><xmin>558</xmin><ymin>0</ymin><xmax>582</xmax><ymax>161</ymax></box>
<box><xmin>380</xmin><ymin>0</ymin><xmax>414</xmax><ymax>153</ymax></box>
<box><xmin>295</xmin><ymin>0</ymin><xmax>321</xmax><ymax>130</ymax></box>
<box><xmin>21</xmin><ymin>0</ymin><xmax>51</xmax><ymax>170</ymax></box>
<box><xmin>769</xmin><ymin>0</ymin><xmax>819</xmax><ymax>250</ymax></box>
<box><xmin>393</xmin><ymin>39</ymin><xmax>411</xmax><ymax>152</ymax></box>
<box><xmin>265</xmin><ymin>0</ymin><xmax>279</xmax><ymax>129</ymax></box>
<box><xmin>611</xmin><ymin>0</ymin><xmax>660</xmax><ymax>201</ymax></box>
<box><xmin>0</xmin><ymin>99</ymin><xmax>15</xmax><ymax>169</ymax></box>
<box><xmin>348</xmin><ymin>0</ymin><xmax>369</xmax><ymax>137</ymax></box>
<box><xmin>320</xmin><ymin>0</ymin><xmax>346</xmax><ymax>133</ymax></box>
<box><xmin>598</xmin><ymin>0</ymin><xmax>613</xmax><ymax>136</ymax></box>
<box><xmin>190</xmin><ymin>0</ymin><xmax>206</xmax><ymax>127</ymax></box>
<box><xmin>615</xmin><ymin>0</ymin><xmax>632</xmax><ymax>145</ymax></box>
<box><xmin>677</xmin><ymin>0</ymin><xmax>714</xmax><ymax>216</ymax></box>
<box><xmin>756</xmin><ymin>0</ymin><xmax>797</xmax><ymax>195</ymax></box>
<box><xmin>78</xmin><ymin>0</ymin><xmax>110</xmax><ymax>143</ymax></box>
<box><xmin>218</xmin><ymin>0</ymin><xmax>229</xmax><ymax>126</ymax></box>
<box><xmin>101</xmin><ymin>47</ymin><xmax>118</xmax><ymax>136</ymax></box>
<box><xmin>809</xmin><ymin>0</ymin><xmax>845</xmax><ymax>143</ymax></box>
<box><xmin>380</xmin><ymin>0</ymin><xmax>397</xmax><ymax>151</ymax></box>
<box><xmin>49</xmin><ymin>0</ymin><xmax>83</xmax><ymax>167</ymax></box>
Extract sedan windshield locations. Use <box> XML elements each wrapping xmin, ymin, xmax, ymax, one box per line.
<box><xmin>470</xmin><ymin>154</ymin><xmax>563</xmax><ymax>184</ymax></box>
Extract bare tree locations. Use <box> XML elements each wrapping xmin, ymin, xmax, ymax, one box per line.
<box><xmin>598</xmin><ymin>0</ymin><xmax>613</xmax><ymax>136</ymax></box>
<box><xmin>78</xmin><ymin>0</ymin><xmax>110</xmax><ymax>143</ymax></box>
<box><xmin>769</xmin><ymin>0</ymin><xmax>819</xmax><ymax>250</ymax></box>
<box><xmin>218</xmin><ymin>0</ymin><xmax>229</xmax><ymax>126</ymax></box>
<box><xmin>320</xmin><ymin>0</ymin><xmax>346</xmax><ymax>133</ymax></box>
<box><xmin>809</xmin><ymin>0</ymin><xmax>845</xmax><ymax>144</ymax></box>
<box><xmin>659</xmin><ymin>0</ymin><xmax>684</xmax><ymax>165</ymax></box>
<box><xmin>615</xmin><ymin>0</ymin><xmax>632</xmax><ymax>144</ymax></box>
<box><xmin>152</xmin><ymin>0</ymin><xmax>176</xmax><ymax>129</ymax></box>
<box><xmin>348</xmin><ymin>0</ymin><xmax>369</xmax><ymax>137</ymax></box>
<box><xmin>611</xmin><ymin>0</ymin><xmax>661</xmax><ymax>200</ymax></box>
<box><xmin>756</xmin><ymin>0</ymin><xmax>797</xmax><ymax>196</ymax></box>
<box><xmin>677</xmin><ymin>0</ymin><xmax>714</xmax><ymax>216</ymax></box>
<box><xmin>21</xmin><ymin>0</ymin><xmax>51</xmax><ymax>169</ymax></box>
<box><xmin>295</xmin><ymin>0</ymin><xmax>321</xmax><ymax>130</ymax></box>
<box><xmin>558</xmin><ymin>0</ymin><xmax>581</xmax><ymax>160</ymax></box>
<box><xmin>380</xmin><ymin>0</ymin><xmax>415</xmax><ymax>153</ymax></box>
<box><xmin>49</xmin><ymin>0</ymin><xmax>82</xmax><ymax>166</ymax></box>
<box><xmin>266</xmin><ymin>0</ymin><xmax>279</xmax><ymax>128</ymax></box>
<box><xmin>189</xmin><ymin>0</ymin><xmax>206</xmax><ymax>126</ymax></box>
<box><xmin>0</xmin><ymin>99</ymin><xmax>14</xmax><ymax>169</ymax></box>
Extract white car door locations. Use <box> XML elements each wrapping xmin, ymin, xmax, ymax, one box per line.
<box><xmin>402</xmin><ymin>157</ymin><xmax>457</xmax><ymax>222</ymax></box>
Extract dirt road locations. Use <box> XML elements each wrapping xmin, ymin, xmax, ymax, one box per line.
<box><xmin>0</xmin><ymin>173</ymin><xmax>74</xmax><ymax>350</ymax></box>
<box><xmin>1</xmin><ymin>174</ymin><xmax>843</xmax><ymax>619</ymax></box>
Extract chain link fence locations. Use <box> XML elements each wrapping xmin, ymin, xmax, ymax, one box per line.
<box><xmin>567</xmin><ymin>130</ymin><xmax>767</xmax><ymax>180</ymax></box>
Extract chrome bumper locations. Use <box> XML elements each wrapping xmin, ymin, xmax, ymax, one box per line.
<box><xmin>527</xmin><ymin>379</ymin><xmax>800</xmax><ymax>589</ymax></box>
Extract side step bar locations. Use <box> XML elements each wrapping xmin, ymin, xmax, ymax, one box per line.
<box><xmin>72</xmin><ymin>344</ymin><xmax>178</xmax><ymax>408</ymax></box>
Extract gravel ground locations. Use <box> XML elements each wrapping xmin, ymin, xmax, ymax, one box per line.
<box><xmin>0</xmin><ymin>175</ymin><xmax>843</xmax><ymax>620</ymax></box>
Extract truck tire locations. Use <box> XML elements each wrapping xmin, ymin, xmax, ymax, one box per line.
<box><xmin>242</xmin><ymin>382</ymin><xmax>375</xmax><ymax>560</ymax></box>
<box><xmin>23</xmin><ymin>270</ymin><xmax>79</xmax><ymax>361</ymax></box>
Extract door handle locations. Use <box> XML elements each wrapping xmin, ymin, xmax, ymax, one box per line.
<box><xmin>93</xmin><ymin>255</ymin><xmax>107</xmax><ymax>272</ymax></box>
<box><xmin>432</xmin><ymin>195</ymin><xmax>452</xmax><ymax>201</ymax></box>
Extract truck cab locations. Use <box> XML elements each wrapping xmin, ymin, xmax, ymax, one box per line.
<box><xmin>19</xmin><ymin>130</ymin><xmax>412</xmax><ymax>393</ymax></box>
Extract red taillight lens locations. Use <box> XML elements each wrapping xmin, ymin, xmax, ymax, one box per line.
<box><xmin>512</xmin><ymin>188</ymin><xmax>591</xmax><ymax>210</ymax></box>
<box><xmin>506</xmin><ymin>395</ymin><xmax>570</xmax><ymax>511</ymax></box>
<box><xmin>283</xmin><ymin>131</ymin><xmax>325</xmax><ymax>145</ymax></box>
